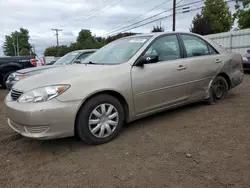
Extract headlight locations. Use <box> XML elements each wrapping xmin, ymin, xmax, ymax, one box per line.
<box><xmin>14</xmin><ymin>75</ymin><xmax>26</xmax><ymax>81</ymax></box>
<box><xmin>242</xmin><ymin>57</ymin><xmax>248</xmax><ymax>62</ymax></box>
<box><xmin>18</xmin><ymin>85</ymin><xmax>70</xmax><ymax>103</ymax></box>
<box><xmin>8</xmin><ymin>73</ymin><xmax>26</xmax><ymax>81</ymax></box>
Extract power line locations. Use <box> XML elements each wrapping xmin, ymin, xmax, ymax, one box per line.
<box><xmin>101</xmin><ymin>0</ymin><xmax>204</xmax><ymax>37</ymax></box>
<box><xmin>65</xmin><ymin>0</ymin><xmax>122</xmax><ymax>28</ymax></box>
<box><xmin>99</xmin><ymin>0</ymin><xmax>172</xmax><ymax>36</ymax></box>
<box><xmin>105</xmin><ymin>0</ymin><xmax>235</xmax><ymax>37</ymax></box>
<box><xmin>61</xmin><ymin>0</ymin><xmax>119</xmax><ymax>28</ymax></box>
<box><xmin>107</xmin><ymin>6</ymin><xmax>203</xmax><ymax>37</ymax></box>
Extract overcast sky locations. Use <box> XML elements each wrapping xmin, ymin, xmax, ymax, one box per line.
<box><xmin>0</xmin><ymin>0</ymin><xmax>234</xmax><ymax>56</ymax></box>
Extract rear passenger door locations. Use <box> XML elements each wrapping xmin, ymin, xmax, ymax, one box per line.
<box><xmin>179</xmin><ymin>34</ymin><xmax>223</xmax><ymax>100</ymax></box>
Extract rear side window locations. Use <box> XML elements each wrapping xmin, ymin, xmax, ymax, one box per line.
<box><xmin>181</xmin><ymin>34</ymin><xmax>217</xmax><ymax>57</ymax></box>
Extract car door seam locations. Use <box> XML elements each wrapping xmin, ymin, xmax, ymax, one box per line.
<box><xmin>135</xmin><ymin>76</ymin><xmax>213</xmax><ymax>96</ymax></box>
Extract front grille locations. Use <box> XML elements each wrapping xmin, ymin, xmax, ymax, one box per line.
<box><xmin>11</xmin><ymin>89</ymin><xmax>23</xmax><ymax>101</ymax></box>
<box><xmin>24</xmin><ymin>125</ymin><xmax>49</xmax><ymax>134</ymax></box>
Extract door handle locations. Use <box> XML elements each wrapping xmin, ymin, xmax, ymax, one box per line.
<box><xmin>215</xmin><ymin>59</ymin><xmax>222</xmax><ymax>63</ymax></box>
<box><xmin>177</xmin><ymin>65</ymin><xmax>186</xmax><ymax>71</ymax></box>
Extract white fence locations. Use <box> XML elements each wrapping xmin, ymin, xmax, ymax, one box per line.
<box><xmin>206</xmin><ymin>28</ymin><xmax>250</xmax><ymax>55</ymax></box>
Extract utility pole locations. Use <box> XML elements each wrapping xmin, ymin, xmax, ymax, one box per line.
<box><xmin>16</xmin><ymin>35</ymin><xmax>19</xmax><ymax>56</ymax></box>
<box><xmin>51</xmin><ymin>28</ymin><xmax>62</xmax><ymax>56</ymax></box>
<box><xmin>12</xmin><ymin>39</ymin><xmax>16</xmax><ymax>56</ymax></box>
<box><xmin>32</xmin><ymin>44</ymin><xmax>36</xmax><ymax>55</ymax></box>
<box><xmin>172</xmin><ymin>0</ymin><xmax>176</xmax><ymax>31</ymax></box>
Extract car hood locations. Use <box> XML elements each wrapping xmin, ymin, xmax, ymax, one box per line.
<box><xmin>13</xmin><ymin>64</ymin><xmax>120</xmax><ymax>91</ymax></box>
<box><xmin>17</xmin><ymin>65</ymin><xmax>60</xmax><ymax>75</ymax></box>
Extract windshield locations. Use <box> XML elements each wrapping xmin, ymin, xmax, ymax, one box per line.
<box><xmin>54</xmin><ymin>51</ymin><xmax>81</xmax><ymax>65</ymax></box>
<box><xmin>82</xmin><ymin>36</ymin><xmax>151</xmax><ymax>65</ymax></box>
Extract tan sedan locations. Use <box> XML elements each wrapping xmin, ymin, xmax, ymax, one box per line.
<box><xmin>5</xmin><ymin>32</ymin><xmax>244</xmax><ymax>145</ymax></box>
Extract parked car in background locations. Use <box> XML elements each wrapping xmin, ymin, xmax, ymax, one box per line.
<box><xmin>5</xmin><ymin>49</ymin><xmax>96</xmax><ymax>89</ymax></box>
<box><xmin>46</xmin><ymin>60</ymin><xmax>56</xmax><ymax>65</ymax></box>
<box><xmin>5</xmin><ymin>32</ymin><xmax>243</xmax><ymax>145</ymax></box>
<box><xmin>0</xmin><ymin>55</ymin><xmax>43</xmax><ymax>88</ymax></box>
<box><xmin>243</xmin><ymin>49</ymin><xmax>250</xmax><ymax>71</ymax></box>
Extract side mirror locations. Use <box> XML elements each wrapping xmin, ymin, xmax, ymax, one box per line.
<box><xmin>74</xmin><ymin>60</ymin><xmax>81</xmax><ymax>64</ymax></box>
<box><xmin>135</xmin><ymin>54</ymin><xmax>159</xmax><ymax>66</ymax></box>
<box><xmin>247</xmin><ymin>49</ymin><xmax>250</xmax><ymax>53</ymax></box>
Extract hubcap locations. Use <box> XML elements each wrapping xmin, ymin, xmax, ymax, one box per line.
<box><xmin>213</xmin><ymin>80</ymin><xmax>225</xmax><ymax>99</ymax></box>
<box><xmin>88</xmin><ymin>103</ymin><xmax>119</xmax><ymax>138</ymax></box>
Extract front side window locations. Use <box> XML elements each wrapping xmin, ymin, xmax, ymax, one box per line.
<box><xmin>144</xmin><ymin>35</ymin><xmax>181</xmax><ymax>62</ymax></box>
<box><xmin>81</xmin><ymin>36</ymin><xmax>151</xmax><ymax>65</ymax></box>
<box><xmin>181</xmin><ymin>34</ymin><xmax>211</xmax><ymax>57</ymax></box>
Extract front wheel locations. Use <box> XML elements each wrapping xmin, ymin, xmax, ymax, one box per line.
<box><xmin>208</xmin><ymin>76</ymin><xmax>228</xmax><ymax>105</ymax></box>
<box><xmin>76</xmin><ymin>94</ymin><xmax>124</xmax><ymax>145</ymax></box>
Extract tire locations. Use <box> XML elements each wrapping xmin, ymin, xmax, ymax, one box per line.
<box><xmin>208</xmin><ymin>76</ymin><xmax>228</xmax><ymax>105</ymax></box>
<box><xmin>76</xmin><ymin>94</ymin><xmax>125</xmax><ymax>145</ymax></box>
<box><xmin>2</xmin><ymin>71</ymin><xmax>14</xmax><ymax>89</ymax></box>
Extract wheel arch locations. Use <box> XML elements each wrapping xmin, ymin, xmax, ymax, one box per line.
<box><xmin>74</xmin><ymin>90</ymin><xmax>130</xmax><ymax>135</ymax></box>
<box><xmin>217</xmin><ymin>72</ymin><xmax>231</xmax><ymax>90</ymax></box>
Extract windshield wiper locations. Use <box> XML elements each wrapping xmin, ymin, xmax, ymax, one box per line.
<box><xmin>88</xmin><ymin>61</ymin><xmax>98</xmax><ymax>64</ymax></box>
<box><xmin>87</xmin><ymin>61</ymin><xmax>106</xmax><ymax>65</ymax></box>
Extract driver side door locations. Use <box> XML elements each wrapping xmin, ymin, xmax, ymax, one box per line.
<box><xmin>131</xmin><ymin>34</ymin><xmax>190</xmax><ymax>115</ymax></box>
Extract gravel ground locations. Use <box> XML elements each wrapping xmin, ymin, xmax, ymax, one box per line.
<box><xmin>0</xmin><ymin>75</ymin><xmax>250</xmax><ymax>188</ymax></box>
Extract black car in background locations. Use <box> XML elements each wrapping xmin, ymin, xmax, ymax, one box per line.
<box><xmin>243</xmin><ymin>49</ymin><xmax>250</xmax><ymax>71</ymax></box>
<box><xmin>0</xmin><ymin>56</ymin><xmax>43</xmax><ymax>88</ymax></box>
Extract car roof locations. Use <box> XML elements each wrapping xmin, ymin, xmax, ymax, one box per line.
<box><xmin>122</xmin><ymin>31</ymin><xmax>206</xmax><ymax>39</ymax></box>
<box><xmin>72</xmin><ymin>49</ymin><xmax>97</xmax><ymax>53</ymax></box>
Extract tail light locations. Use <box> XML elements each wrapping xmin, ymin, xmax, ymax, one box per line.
<box><xmin>30</xmin><ymin>59</ymin><xmax>37</xmax><ymax>66</ymax></box>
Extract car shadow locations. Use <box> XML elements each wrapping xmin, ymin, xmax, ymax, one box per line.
<box><xmin>123</xmin><ymin>101</ymin><xmax>205</xmax><ymax>132</ymax></box>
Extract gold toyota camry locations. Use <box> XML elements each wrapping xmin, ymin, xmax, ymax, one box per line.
<box><xmin>5</xmin><ymin>32</ymin><xmax>244</xmax><ymax>145</ymax></box>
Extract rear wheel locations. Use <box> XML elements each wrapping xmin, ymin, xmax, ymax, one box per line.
<box><xmin>208</xmin><ymin>76</ymin><xmax>228</xmax><ymax>104</ymax></box>
<box><xmin>76</xmin><ymin>94</ymin><xmax>124</xmax><ymax>145</ymax></box>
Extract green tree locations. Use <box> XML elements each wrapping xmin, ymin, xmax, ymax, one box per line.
<box><xmin>106</xmin><ymin>32</ymin><xmax>137</xmax><ymax>43</ymax></box>
<box><xmin>44</xmin><ymin>46</ymin><xmax>58</xmax><ymax>56</ymax></box>
<box><xmin>151</xmin><ymin>26</ymin><xmax>164</xmax><ymax>32</ymax></box>
<box><xmin>44</xmin><ymin>29</ymin><xmax>107</xmax><ymax>56</ymax></box>
<box><xmin>234</xmin><ymin>0</ymin><xmax>250</xmax><ymax>29</ymax></box>
<box><xmin>76</xmin><ymin>29</ymin><xmax>106</xmax><ymax>49</ymax></box>
<box><xmin>3</xmin><ymin>28</ymin><xmax>32</xmax><ymax>56</ymax></box>
<box><xmin>44</xmin><ymin>45</ymin><xmax>71</xmax><ymax>56</ymax></box>
<box><xmin>190</xmin><ymin>13</ymin><xmax>212</xmax><ymax>35</ymax></box>
<box><xmin>202</xmin><ymin>0</ymin><xmax>233</xmax><ymax>34</ymax></box>
<box><xmin>19</xmin><ymin>48</ymin><xmax>30</xmax><ymax>56</ymax></box>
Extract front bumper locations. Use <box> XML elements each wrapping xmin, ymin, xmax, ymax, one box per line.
<box><xmin>5</xmin><ymin>93</ymin><xmax>82</xmax><ymax>139</ymax></box>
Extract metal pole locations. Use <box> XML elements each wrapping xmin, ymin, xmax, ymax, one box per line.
<box><xmin>172</xmin><ymin>0</ymin><xmax>176</xmax><ymax>31</ymax></box>
<box><xmin>16</xmin><ymin>35</ymin><xmax>19</xmax><ymax>56</ymax></box>
<box><xmin>229</xmin><ymin>33</ymin><xmax>233</xmax><ymax>52</ymax></box>
<box><xmin>51</xmin><ymin>28</ymin><xmax>62</xmax><ymax>57</ymax></box>
<box><xmin>12</xmin><ymin>39</ymin><xmax>16</xmax><ymax>56</ymax></box>
<box><xmin>32</xmin><ymin>44</ymin><xmax>36</xmax><ymax>54</ymax></box>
